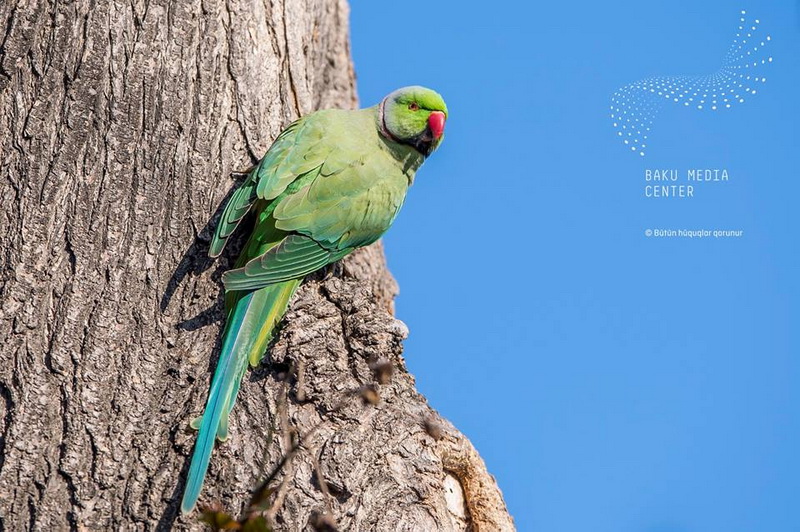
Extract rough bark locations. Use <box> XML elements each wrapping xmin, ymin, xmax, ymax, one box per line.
<box><xmin>0</xmin><ymin>1</ymin><xmax>513</xmax><ymax>530</ymax></box>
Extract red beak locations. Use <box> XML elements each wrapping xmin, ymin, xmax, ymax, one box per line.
<box><xmin>428</xmin><ymin>111</ymin><xmax>446</xmax><ymax>140</ymax></box>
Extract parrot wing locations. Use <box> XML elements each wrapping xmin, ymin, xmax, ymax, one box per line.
<box><xmin>254</xmin><ymin>117</ymin><xmax>331</xmax><ymax>200</ymax></box>
<box><xmin>273</xmin><ymin>149</ymin><xmax>407</xmax><ymax>249</ymax></box>
<box><xmin>208</xmin><ymin>115</ymin><xmax>332</xmax><ymax>257</ymax></box>
<box><xmin>221</xmin><ymin>234</ymin><xmax>351</xmax><ymax>291</ymax></box>
<box><xmin>208</xmin><ymin>175</ymin><xmax>258</xmax><ymax>258</ymax></box>
<box><xmin>220</xmin><ymin>110</ymin><xmax>407</xmax><ymax>292</ymax></box>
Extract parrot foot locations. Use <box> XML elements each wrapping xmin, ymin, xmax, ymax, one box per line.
<box><xmin>189</xmin><ymin>416</ymin><xmax>202</xmax><ymax>431</ymax></box>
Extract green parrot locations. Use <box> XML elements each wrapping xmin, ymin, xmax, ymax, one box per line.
<box><xmin>181</xmin><ymin>86</ymin><xmax>448</xmax><ymax>513</ymax></box>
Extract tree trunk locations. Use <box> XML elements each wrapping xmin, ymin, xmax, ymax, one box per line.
<box><xmin>0</xmin><ymin>1</ymin><xmax>513</xmax><ymax>530</ymax></box>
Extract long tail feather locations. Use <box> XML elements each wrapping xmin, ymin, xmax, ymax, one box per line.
<box><xmin>181</xmin><ymin>279</ymin><xmax>300</xmax><ymax>514</ymax></box>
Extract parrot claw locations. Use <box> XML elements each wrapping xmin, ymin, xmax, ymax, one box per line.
<box><xmin>189</xmin><ymin>416</ymin><xmax>203</xmax><ymax>431</ymax></box>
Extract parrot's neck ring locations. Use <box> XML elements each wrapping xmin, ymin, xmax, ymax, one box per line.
<box><xmin>378</xmin><ymin>97</ymin><xmax>402</xmax><ymax>144</ymax></box>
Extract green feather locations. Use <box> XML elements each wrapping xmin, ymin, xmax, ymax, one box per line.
<box><xmin>209</xmin><ymin>175</ymin><xmax>258</xmax><ymax>258</ymax></box>
<box><xmin>222</xmin><ymin>235</ymin><xmax>351</xmax><ymax>291</ymax></box>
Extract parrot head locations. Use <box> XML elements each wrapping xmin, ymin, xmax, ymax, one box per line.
<box><xmin>379</xmin><ymin>86</ymin><xmax>448</xmax><ymax>157</ymax></box>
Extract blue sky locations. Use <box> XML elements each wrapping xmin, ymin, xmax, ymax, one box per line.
<box><xmin>351</xmin><ymin>1</ymin><xmax>799</xmax><ymax>531</ymax></box>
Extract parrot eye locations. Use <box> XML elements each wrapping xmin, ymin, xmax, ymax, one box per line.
<box><xmin>408</xmin><ymin>102</ymin><xmax>420</xmax><ymax>111</ymax></box>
